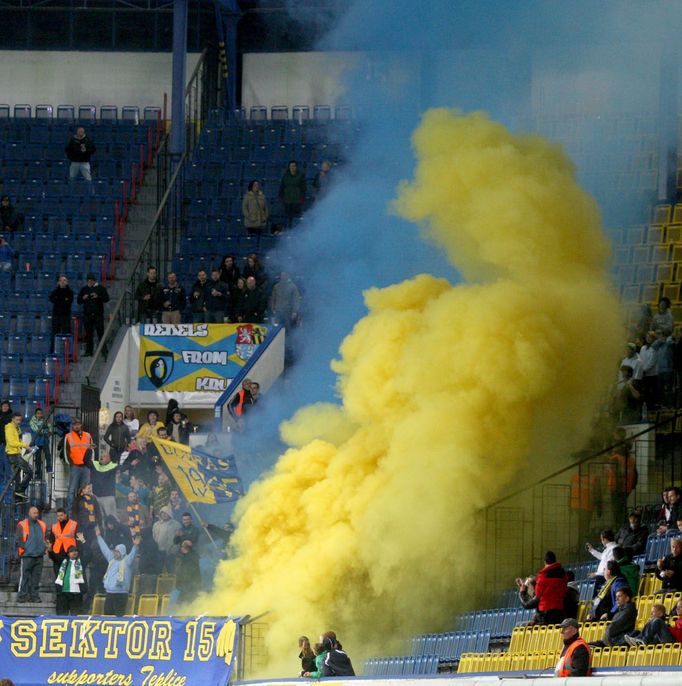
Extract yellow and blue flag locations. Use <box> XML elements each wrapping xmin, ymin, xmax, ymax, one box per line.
<box><xmin>152</xmin><ymin>436</ymin><xmax>243</xmax><ymax>504</ymax></box>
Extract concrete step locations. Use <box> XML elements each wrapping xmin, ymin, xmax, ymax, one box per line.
<box><xmin>0</xmin><ymin>597</ymin><xmax>56</xmax><ymax>616</ymax></box>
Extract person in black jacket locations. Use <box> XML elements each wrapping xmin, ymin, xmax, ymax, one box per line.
<box><xmin>49</xmin><ymin>275</ymin><xmax>74</xmax><ymax>341</ymax></box>
<box><xmin>77</xmin><ymin>273</ymin><xmax>110</xmax><ymax>356</ymax></box>
<box><xmin>65</xmin><ymin>127</ymin><xmax>96</xmax><ymax>182</ymax></box>
<box><xmin>166</xmin><ymin>411</ymin><xmax>191</xmax><ymax>445</ymax></box>
<box><xmin>219</xmin><ymin>254</ymin><xmax>240</xmax><ymax>291</ymax></box>
<box><xmin>206</xmin><ymin>267</ymin><xmax>229</xmax><ymax>323</ymax></box>
<box><xmin>136</xmin><ymin>266</ymin><xmax>162</xmax><ymax>324</ymax></box>
<box><xmin>102</xmin><ymin>411</ymin><xmax>130</xmax><ymax>463</ymax></box>
<box><xmin>238</xmin><ymin>276</ymin><xmax>266</xmax><ymax>323</ymax></box>
<box><xmin>160</xmin><ymin>271</ymin><xmax>186</xmax><ymax>324</ymax></box>
<box><xmin>1</xmin><ymin>195</ymin><xmax>22</xmax><ymax>232</ymax></box>
<box><xmin>318</xmin><ymin>633</ymin><xmax>355</xmax><ymax>677</ymax></box>
<box><xmin>657</xmin><ymin>537</ymin><xmax>682</xmax><ymax>591</ymax></box>
<box><xmin>615</xmin><ymin>511</ymin><xmax>649</xmax><ymax>557</ymax></box>
<box><xmin>190</xmin><ymin>270</ymin><xmax>211</xmax><ymax>323</ymax></box>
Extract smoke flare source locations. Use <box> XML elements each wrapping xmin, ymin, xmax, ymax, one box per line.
<box><xmin>195</xmin><ymin>109</ymin><xmax>622</xmax><ymax>672</ymax></box>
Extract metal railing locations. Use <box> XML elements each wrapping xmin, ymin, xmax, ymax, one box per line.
<box><xmin>482</xmin><ymin>410</ymin><xmax>682</xmax><ymax>598</ymax></box>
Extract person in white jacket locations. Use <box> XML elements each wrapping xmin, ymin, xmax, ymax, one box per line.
<box><xmin>586</xmin><ymin>529</ymin><xmax>618</xmax><ymax>582</ymax></box>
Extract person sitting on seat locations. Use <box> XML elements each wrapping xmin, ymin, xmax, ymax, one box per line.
<box><xmin>590</xmin><ymin>587</ymin><xmax>637</xmax><ymax>647</ymax></box>
<box><xmin>625</xmin><ymin>603</ymin><xmax>674</xmax><ymax>646</ymax></box>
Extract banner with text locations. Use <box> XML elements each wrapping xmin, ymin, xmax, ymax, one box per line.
<box><xmin>138</xmin><ymin>323</ymin><xmax>268</xmax><ymax>393</ymax></box>
<box><xmin>152</xmin><ymin>436</ymin><xmax>243</xmax><ymax>505</ymax></box>
<box><xmin>0</xmin><ymin>615</ymin><xmax>238</xmax><ymax>686</ymax></box>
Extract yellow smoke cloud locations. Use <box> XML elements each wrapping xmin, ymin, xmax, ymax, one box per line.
<box><xmin>194</xmin><ymin>109</ymin><xmax>623</xmax><ymax>674</ymax></box>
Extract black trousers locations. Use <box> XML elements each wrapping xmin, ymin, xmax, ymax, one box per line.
<box><xmin>18</xmin><ymin>555</ymin><xmax>43</xmax><ymax>600</ymax></box>
<box><xmin>9</xmin><ymin>453</ymin><xmax>33</xmax><ymax>493</ymax></box>
<box><xmin>104</xmin><ymin>593</ymin><xmax>128</xmax><ymax>616</ymax></box>
<box><xmin>56</xmin><ymin>592</ymin><xmax>83</xmax><ymax>615</ymax></box>
<box><xmin>84</xmin><ymin>312</ymin><xmax>104</xmax><ymax>354</ymax></box>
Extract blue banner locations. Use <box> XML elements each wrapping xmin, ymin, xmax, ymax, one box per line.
<box><xmin>0</xmin><ymin>615</ymin><xmax>239</xmax><ymax>686</ymax></box>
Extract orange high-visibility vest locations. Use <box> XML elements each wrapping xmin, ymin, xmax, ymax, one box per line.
<box><xmin>555</xmin><ymin>638</ymin><xmax>592</xmax><ymax>677</ymax></box>
<box><xmin>234</xmin><ymin>390</ymin><xmax>246</xmax><ymax>417</ymax></box>
<box><xmin>51</xmin><ymin>519</ymin><xmax>77</xmax><ymax>554</ymax></box>
<box><xmin>65</xmin><ymin>430</ymin><xmax>92</xmax><ymax>465</ymax></box>
<box><xmin>17</xmin><ymin>518</ymin><xmax>47</xmax><ymax>556</ymax></box>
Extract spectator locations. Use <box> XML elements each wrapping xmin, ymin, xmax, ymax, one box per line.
<box><xmin>77</xmin><ymin>273</ymin><xmax>110</xmax><ymax>357</ymax></box>
<box><xmin>30</xmin><ymin>407</ymin><xmax>52</xmax><ymax>477</ymax></box>
<box><xmin>152</xmin><ymin>505</ymin><xmax>178</xmax><ymax>570</ymax></box>
<box><xmin>47</xmin><ymin>507</ymin><xmax>78</xmax><ymax>577</ymax></box>
<box><xmin>5</xmin><ymin>411</ymin><xmax>33</xmax><ymax>499</ymax></box>
<box><xmin>137</xmin><ymin>411</ymin><xmax>161</xmax><ymax>443</ymax></box>
<box><xmin>166</xmin><ymin>410</ymin><xmax>190</xmax><ymax>445</ymax></box>
<box><xmin>49</xmin><ymin>275</ymin><xmax>74</xmax><ymax>340</ymax></box>
<box><xmin>318</xmin><ymin>633</ymin><xmax>355</xmax><ymax>677</ymax></box>
<box><xmin>0</xmin><ymin>236</ymin><xmax>14</xmax><ymax>272</ymax></box>
<box><xmin>613</xmin><ymin>365</ymin><xmax>641</xmax><ymax>424</ymax></box>
<box><xmin>243</xmin><ymin>382</ymin><xmax>260</xmax><ymax>414</ymax></box>
<box><xmin>658</xmin><ymin>487</ymin><xmax>682</xmax><ymax>534</ymax></box>
<box><xmin>657</xmin><ymin>537</ymin><xmax>682</xmax><ymax>591</ymax></box>
<box><xmin>592</xmin><ymin>587</ymin><xmax>636</xmax><ymax>647</ymax></box>
<box><xmin>312</xmin><ymin>160</ymin><xmax>333</xmax><ymax>199</ymax></box>
<box><xmin>120</xmin><ymin>486</ymin><xmax>149</xmax><ymax>539</ymax></box>
<box><xmin>103</xmin><ymin>411</ymin><xmax>130</xmax><ymax>463</ymax></box>
<box><xmin>168</xmin><ymin>489</ymin><xmax>185</xmax><ymax>518</ymax></box>
<box><xmin>238</xmin><ymin>276</ymin><xmax>266</xmax><ymax>323</ymax></box>
<box><xmin>303</xmin><ymin>642</ymin><xmax>327</xmax><ymax>679</ymax></box>
<box><xmin>299</xmin><ymin>636</ymin><xmax>317</xmax><ymax>676</ymax></box>
<box><xmin>174</xmin><ymin>512</ymin><xmax>201</xmax><ymax>549</ymax></box>
<box><xmin>64</xmin><ymin>418</ymin><xmax>93</xmax><ymax>515</ymax></box>
<box><xmin>0</xmin><ymin>399</ymin><xmax>11</xmax><ymax>482</ymax></box>
<box><xmin>151</xmin><ymin>469</ymin><xmax>172</xmax><ymax>518</ymax></box>
<box><xmin>653</xmin><ymin>297</ymin><xmax>674</xmax><ymax>337</ymax></box>
<box><xmin>670</xmin><ymin>598</ymin><xmax>682</xmax><ymax>642</ymax></box>
<box><xmin>522</xmin><ymin>551</ymin><xmax>567</xmax><ymax>624</ymax></box>
<box><xmin>616</xmin><ymin>511</ymin><xmax>648</xmax><ymax>557</ymax></box>
<box><xmin>103</xmin><ymin>514</ymin><xmax>132</xmax><ymax>551</ymax></box>
<box><xmin>635</xmin><ymin>331</ymin><xmax>660</xmax><ymax>409</ymax></box>
<box><xmin>564</xmin><ymin>570</ymin><xmax>579</xmax><ymax>620</ymax></box>
<box><xmin>119</xmin><ymin>439</ymin><xmax>155</xmax><ymax>485</ymax></box>
<box><xmin>219</xmin><ymin>254</ymin><xmax>240</xmax><ymax>291</ymax></box>
<box><xmin>625</xmin><ymin>603</ymin><xmax>674</xmax><ymax>646</ymax></box>
<box><xmin>65</xmin><ymin>127</ymin><xmax>96</xmax><ymax>182</ymax></box>
<box><xmin>613</xmin><ymin>546</ymin><xmax>640</xmax><ymax>596</ymax></box>
<box><xmin>15</xmin><ymin>506</ymin><xmax>48</xmax><ymax>603</ymax></box>
<box><xmin>589</xmin><ymin>560</ymin><xmax>627</xmax><ymax>620</ymax></box>
<box><xmin>160</xmin><ymin>272</ymin><xmax>186</xmax><ymax>325</ymax></box>
<box><xmin>190</xmin><ymin>270</ymin><xmax>210</xmax><ymax>323</ymax></box>
<box><xmin>279</xmin><ymin>160</ymin><xmax>306</xmax><ymax>227</ymax></box>
<box><xmin>0</xmin><ymin>195</ymin><xmax>22</xmax><ymax>232</ymax></box>
<box><xmin>555</xmin><ymin>619</ymin><xmax>592</xmax><ymax>677</ymax></box>
<box><xmin>242</xmin><ymin>180</ymin><xmax>269</xmax><ymax>235</ymax></box>
<box><xmin>229</xmin><ymin>379</ymin><xmax>252</xmax><ymax>421</ymax></box>
<box><xmin>95</xmin><ymin>526</ymin><xmax>139</xmax><ymax>616</ymax></box>
<box><xmin>619</xmin><ymin>342</ymin><xmax>640</xmax><ymax>379</ymax></box>
<box><xmin>137</xmin><ymin>526</ymin><xmax>163</xmax><ymax>592</ymax></box>
<box><xmin>117</xmin><ymin>473</ymin><xmax>151</xmax><ymax>507</ymax></box>
<box><xmin>86</xmin><ymin>452</ymin><xmax>119</xmax><ymax>520</ymax></box>
<box><xmin>175</xmin><ymin>539</ymin><xmax>201</xmax><ymax>604</ymax></box>
<box><xmin>229</xmin><ymin>277</ymin><xmax>246</xmax><ymax>322</ymax></box>
<box><xmin>269</xmin><ymin>272</ymin><xmax>301</xmax><ymax>329</ymax></box>
<box><xmin>242</xmin><ymin>253</ymin><xmax>266</xmax><ymax>285</ymax></box>
<box><xmin>123</xmin><ymin>405</ymin><xmax>139</xmax><ymax>437</ymax></box>
<box><xmin>586</xmin><ymin>529</ymin><xmax>617</xmax><ymax>580</ymax></box>
<box><xmin>73</xmin><ymin>483</ymin><xmax>102</xmax><ymax>544</ymax></box>
<box><xmin>206</xmin><ymin>267</ymin><xmax>229</xmax><ymax>323</ymax></box>
<box><xmin>55</xmin><ymin>545</ymin><xmax>86</xmax><ymax>616</ymax></box>
<box><xmin>135</xmin><ymin>266</ymin><xmax>162</xmax><ymax>323</ymax></box>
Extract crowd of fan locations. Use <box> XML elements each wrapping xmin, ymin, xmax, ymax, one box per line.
<box><xmin>133</xmin><ymin>256</ymin><xmax>301</xmax><ymax>328</ymax></box>
<box><xmin>613</xmin><ymin>297</ymin><xmax>681</xmax><ymax>422</ymax></box>
<box><xmin>10</xmin><ymin>401</ymin><xmax>230</xmax><ymax>616</ymax></box>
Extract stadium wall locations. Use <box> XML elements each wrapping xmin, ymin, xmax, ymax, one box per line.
<box><xmin>0</xmin><ymin>51</ymin><xmax>201</xmax><ymax>111</ymax></box>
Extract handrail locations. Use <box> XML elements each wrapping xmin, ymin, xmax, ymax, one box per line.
<box><xmin>186</xmin><ymin>48</ymin><xmax>208</xmax><ymax>96</ymax></box>
<box><xmin>85</xmin><ymin>152</ymin><xmax>187</xmax><ymax>384</ymax></box>
<box><xmin>486</xmin><ymin>409</ymin><xmax>682</xmax><ymax>511</ymax></box>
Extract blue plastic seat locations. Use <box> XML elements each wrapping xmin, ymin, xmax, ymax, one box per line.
<box><xmin>34</xmin><ymin>377</ymin><xmax>51</xmax><ymax>403</ymax></box>
<box><xmin>9</xmin><ymin>376</ymin><xmax>28</xmax><ymax>397</ymax></box>
<box><xmin>15</xmin><ymin>313</ymin><xmax>38</xmax><ymax>335</ymax></box>
<box><xmin>29</xmin><ymin>336</ymin><xmax>51</xmax><ymax>356</ymax></box>
<box><xmin>1</xmin><ymin>354</ymin><xmax>22</xmax><ymax>377</ymax></box>
<box><xmin>22</xmin><ymin>355</ymin><xmax>44</xmax><ymax>379</ymax></box>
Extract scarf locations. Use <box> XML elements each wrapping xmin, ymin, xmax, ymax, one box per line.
<box><xmin>590</xmin><ymin>576</ymin><xmax>616</xmax><ymax>619</ymax></box>
<box><xmin>82</xmin><ymin>494</ymin><xmax>96</xmax><ymax>523</ymax></box>
<box><xmin>127</xmin><ymin>503</ymin><xmax>141</xmax><ymax>536</ymax></box>
<box><xmin>56</xmin><ymin>558</ymin><xmax>85</xmax><ymax>592</ymax></box>
<box><xmin>107</xmin><ymin>557</ymin><xmax>127</xmax><ymax>585</ymax></box>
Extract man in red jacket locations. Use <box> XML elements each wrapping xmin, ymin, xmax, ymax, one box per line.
<box><xmin>523</xmin><ymin>551</ymin><xmax>568</xmax><ymax>625</ymax></box>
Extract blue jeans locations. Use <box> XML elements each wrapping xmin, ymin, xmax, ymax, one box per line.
<box><xmin>69</xmin><ymin>162</ymin><xmax>91</xmax><ymax>181</ymax></box>
<box><xmin>66</xmin><ymin>464</ymin><xmax>90</xmax><ymax>515</ymax></box>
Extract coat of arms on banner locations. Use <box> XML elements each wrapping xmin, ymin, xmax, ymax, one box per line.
<box><xmin>235</xmin><ymin>325</ymin><xmax>266</xmax><ymax>361</ymax></box>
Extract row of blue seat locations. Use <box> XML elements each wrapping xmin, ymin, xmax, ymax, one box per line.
<box><xmin>200</xmin><ymin>122</ymin><xmax>359</xmax><ymax>145</ymax></box>
<box><xmin>456</xmin><ymin>608</ymin><xmax>535</xmax><ymax>637</ymax></box>
<box><xmin>9</xmin><ymin>236</ymin><xmax>113</xmax><ymax>255</ymax></box>
<box><xmin>206</xmin><ymin>106</ymin><xmax>352</xmax><ymax>127</ymax></box>
<box><xmin>0</xmin><ymin>127</ymin><xmax>152</xmax><ymax>145</ymax></box>
<box><xmin>0</xmin><ymin>143</ymin><xmax>147</xmax><ymax>162</ymax></box>
<box><xmin>645</xmin><ymin>531</ymin><xmax>680</xmax><ymax>563</ymax></box>
<box><xmin>410</xmin><ymin>631</ymin><xmax>491</xmax><ymax>661</ymax></box>
<box><xmin>0</xmin><ymin>105</ymin><xmax>160</xmax><ymax>123</ymax></box>
<box><xmin>192</xmin><ymin>144</ymin><xmax>344</xmax><ymax>165</ymax></box>
<box><xmin>1</xmin><ymin>354</ymin><xmax>62</xmax><ymax>379</ymax></box>
<box><xmin>363</xmin><ymin>655</ymin><xmax>438</xmax><ymax>677</ymax></box>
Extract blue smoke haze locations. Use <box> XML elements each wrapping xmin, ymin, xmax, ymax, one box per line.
<box><xmin>229</xmin><ymin>0</ymin><xmax>682</xmax><ymax>491</ymax></box>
